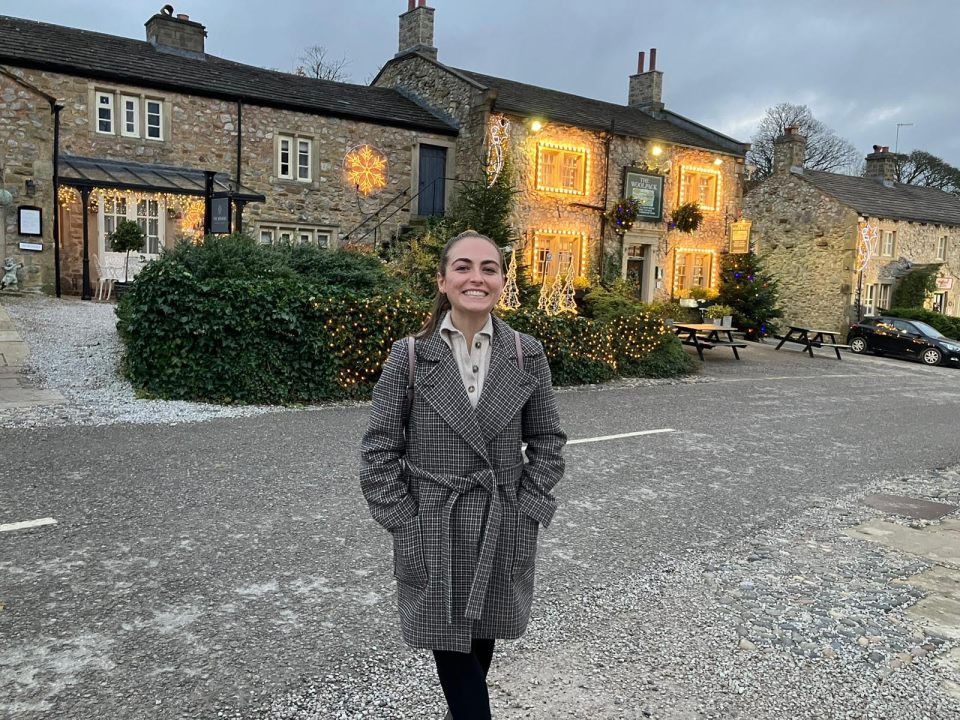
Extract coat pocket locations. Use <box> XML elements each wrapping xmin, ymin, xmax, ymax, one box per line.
<box><xmin>512</xmin><ymin>511</ymin><xmax>539</xmax><ymax>579</ymax></box>
<box><xmin>392</xmin><ymin>516</ymin><xmax>428</xmax><ymax>588</ymax></box>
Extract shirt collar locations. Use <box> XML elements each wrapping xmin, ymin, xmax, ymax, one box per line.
<box><xmin>440</xmin><ymin>311</ymin><xmax>494</xmax><ymax>341</ymax></box>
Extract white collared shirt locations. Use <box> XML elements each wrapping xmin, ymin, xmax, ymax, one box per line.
<box><xmin>439</xmin><ymin>312</ymin><xmax>494</xmax><ymax>409</ymax></box>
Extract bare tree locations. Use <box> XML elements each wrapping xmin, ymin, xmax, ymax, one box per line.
<box><xmin>894</xmin><ymin>150</ymin><xmax>960</xmax><ymax>195</ymax></box>
<box><xmin>747</xmin><ymin>103</ymin><xmax>860</xmax><ymax>181</ymax></box>
<box><xmin>296</xmin><ymin>45</ymin><xmax>351</xmax><ymax>82</ymax></box>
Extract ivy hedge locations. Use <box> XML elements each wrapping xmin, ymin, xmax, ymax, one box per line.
<box><xmin>116</xmin><ymin>239</ymin><xmax>695</xmax><ymax>404</ymax></box>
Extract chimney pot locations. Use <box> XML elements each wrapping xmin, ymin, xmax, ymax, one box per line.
<box><xmin>408</xmin><ymin>0</ymin><xmax>415</xmax><ymax>9</ymax></box>
<box><xmin>177</xmin><ymin>13</ymin><xmax>189</xmax><ymax>20</ymax></box>
<box><xmin>649</xmin><ymin>47</ymin><xmax>657</xmax><ymax>72</ymax></box>
<box><xmin>637</xmin><ymin>51</ymin><xmax>645</xmax><ymax>74</ymax></box>
<box><xmin>418</xmin><ymin>0</ymin><xmax>426</xmax><ymax>6</ymax></box>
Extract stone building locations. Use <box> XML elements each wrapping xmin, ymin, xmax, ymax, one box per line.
<box><xmin>744</xmin><ymin>128</ymin><xmax>960</xmax><ymax>332</ymax></box>
<box><xmin>375</xmin><ymin>1</ymin><xmax>749</xmax><ymax>302</ymax></box>
<box><xmin>0</xmin><ymin>9</ymin><xmax>456</xmax><ymax>295</ymax></box>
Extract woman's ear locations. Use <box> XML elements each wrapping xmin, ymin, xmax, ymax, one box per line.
<box><xmin>437</xmin><ymin>272</ymin><xmax>447</xmax><ymax>295</ymax></box>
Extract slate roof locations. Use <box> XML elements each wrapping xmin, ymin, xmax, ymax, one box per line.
<box><xmin>0</xmin><ymin>15</ymin><xmax>456</xmax><ymax>135</ymax></box>
<box><xmin>802</xmin><ymin>169</ymin><xmax>960</xmax><ymax>228</ymax></box>
<box><xmin>450</xmin><ymin>67</ymin><xmax>747</xmax><ymax>156</ymax></box>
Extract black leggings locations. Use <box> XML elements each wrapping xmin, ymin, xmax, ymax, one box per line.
<box><xmin>432</xmin><ymin>638</ymin><xmax>496</xmax><ymax>719</ymax></box>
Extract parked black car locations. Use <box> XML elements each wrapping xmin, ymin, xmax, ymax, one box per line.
<box><xmin>847</xmin><ymin>316</ymin><xmax>960</xmax><ymax>367</ymax></box>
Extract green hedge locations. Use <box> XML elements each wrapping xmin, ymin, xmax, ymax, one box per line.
<box><xmin>116</xmin><ymin>239</ymin><xmax>695</xmax><ymax>404</ymax></box>
<box><xmin>886</xmin><ymin>307</ymin><xmax>960</xmax><ymax>340</ymax></box>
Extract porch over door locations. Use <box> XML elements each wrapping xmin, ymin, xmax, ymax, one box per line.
<box><xmin>418</xmin><ymin>144</ymin><xmax>447</xmax><ymax>217</ymax></box>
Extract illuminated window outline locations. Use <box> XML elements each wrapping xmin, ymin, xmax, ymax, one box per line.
<box><xmin>679</xmin><ymin>165</ymin><xmax>722</xmax><ymax>211</ymax></box>
<box><xmin>536</xmin><ymin>141</ymin><xmax>589</xmax><ymax>196</ymax></box>
<box><xmin>672</xmin><ymin>247</ymin><xmax>718</xmax><ymax>295</ymax></box>
<box><xmin>531</xmin><ymin>229</ymin><xmax>587</xmax><ymax>281</ymax></box>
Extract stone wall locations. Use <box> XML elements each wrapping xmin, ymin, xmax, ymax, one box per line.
<box><xmin>744</xmin><ymin>172</ymin><xmax>858</xmax><ymax>332</ymax></box>
<box><xmin>0</xmin><ymin>71</ymin><xmax>55</xmax><ymax>293</ymax></box>
<box><xmin>3</xmin><ymin>64</ymin><xmax>454</xmax><ymax>293</ymax></box>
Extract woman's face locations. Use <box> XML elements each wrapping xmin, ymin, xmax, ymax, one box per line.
<box><xmin>437</xmin><ymin>235</ymin><xmax>504</xmax><ymax>318</ymax></box>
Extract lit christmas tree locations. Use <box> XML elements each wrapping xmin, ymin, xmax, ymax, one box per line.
<box><xmin>558</xmin><ymin>266</ymin><xmax>578</xmax><ymax>314</ymax></box>
<box><xmin>717</xmin><ymin>252</ymin><xmax>783</xmax><ymax>340</ymax></box>
<box><xmin>497</xmin><ymin>245</ymin><xmax>521</xmax><ymax>311</ymax></box>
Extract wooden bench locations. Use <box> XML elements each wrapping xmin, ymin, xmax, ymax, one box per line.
<box><xmin>775</xmin><ymin>326</ymin><xmax>849</xmax><ymax>359</ymax></box>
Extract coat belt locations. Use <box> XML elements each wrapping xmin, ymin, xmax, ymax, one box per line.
<box><xmin>405</xmin><ymin>461</ymin><xmax>524</xmax><ymax>624</ymax></box>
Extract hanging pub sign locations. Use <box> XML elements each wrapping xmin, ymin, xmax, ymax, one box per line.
<box><xmin>936</xmin><ymin>277</ymin><xmax>954</xmax><ymax>290</ymax></box>
<box><xmin>210</xmin><ymin>196</ymin><xmax>231</xmax><ymax>234</ymax></box>
<box><xmin>622</xmin><ymin>168</ymin><xmax>664</xmax><ymax>221</ymax></box>
<box><xmin>730</xmin><ymin>218</ymin><xmax>752</xmax><ymax>253</ymax></box>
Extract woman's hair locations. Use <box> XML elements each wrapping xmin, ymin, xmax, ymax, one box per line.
<box><xmin>415</xmin><ymin>230</ymin><xmax>505</xmax><ymax>338</ymax></box>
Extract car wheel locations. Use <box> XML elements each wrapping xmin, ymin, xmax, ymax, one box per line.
<box><xmin>921</xmin><ymin>348</ymin><xmax>943</xmax><ymax>366</ymax></box>
<box><xmin>849</xmin><ymin>337</ymin><xmax>868</xmax><ymax>354</ymax></box>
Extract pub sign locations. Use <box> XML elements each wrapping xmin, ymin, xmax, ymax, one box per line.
<box><xmin>622</xmin><ymin>168</ymin><xmax>664</xmax><ymax>222</ymax></box>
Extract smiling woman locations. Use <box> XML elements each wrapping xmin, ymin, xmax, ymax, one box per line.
<box><xmin>360</xmin><ymin>229</ymin><xmax>567</xmax><ymax>720</ymax></box>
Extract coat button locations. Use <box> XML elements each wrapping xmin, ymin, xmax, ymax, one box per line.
<box><xmin>472</xmin><ymin>365</ymin><xmax>479</xmax><ymax>373</ymax></box>
<box><xmin>475</xmin><ymin>342</ymin><xmax>481</xmax><ymax>349</ymax></box>
<box><xmin>468</xmin><ymin>385</ymin><xmax>475</xmax><ymax>393</ymax></box>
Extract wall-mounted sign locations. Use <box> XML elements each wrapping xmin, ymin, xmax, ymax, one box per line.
<box><xmin>18</xmin><ymin>205</ymin><xmax>42</xmax><ymax>236</ymax></box>
<box><xmin>622</xmin><ymin>168</ymin><xmax>664</xmax><ymax>221</ymax></box>
<box><xmin>210</xmin><ymin>196</ymin><xmax>231</xmax><ymax>234</ymax></box>
<box><xmin>730</xmin><ymin>219</ymin><xmax>752</xmax><ymax>253</ymax></box>
<box><xmin>936</xmin><ymin>277</ymin><xmax>954</xmax><ymax>290</ymax></box>
<box><xmin>18</xmin><ymin>242</ymin><xmax>43</xmax><ymax>252</ymax></box>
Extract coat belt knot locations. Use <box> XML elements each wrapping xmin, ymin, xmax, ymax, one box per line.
<box><xmin>406</xmin><ymin>461</ymin><xmax>524</xmax><ymax>623</ymax></box>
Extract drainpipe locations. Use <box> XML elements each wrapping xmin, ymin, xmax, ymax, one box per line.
<box><xmin>80</xmin><ymin>187</ymin><xmax>91</xmax><ymax>300</ymax></box>
<box><xmin>599</xmin><ymin>119</ymin><xmax>614</xmax><ymax>284</ymax></box>
<box><xmin>51</xmin><ymin>102</ymin><xmax>63</xmax><ymax>297</ymax></box>
<box><xmin>235</xmin><ymin>100</ymin><xmax>243</xmax><ymax>233</ymax></box>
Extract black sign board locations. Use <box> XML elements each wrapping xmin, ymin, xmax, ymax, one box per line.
<box><xmin>210</xmin><ymin>196</ymin><xmax>232</xmax><ymax>234</ymax></box>
<box><xmin>622</xmin><ymin>169</ymin><xmax>664</xmax><ymax>221</ymax></box>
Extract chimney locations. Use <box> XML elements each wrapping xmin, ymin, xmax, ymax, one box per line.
<box><xmin>772</xmin><ymin>126</ymin><xmax>807</xmax><ymax>175</ymax></box>
<box><xmin>628</xmin><ymin>48</ymin><xmax>663</xmax><ymax>112</ymax></box>
<box><xmin>864</xmin><ymin>145</ymin><xmax>898</xmax><ymax>184</ymax></box>
<box><xmin>397</xmin><ymin>0</ymin><xmax>437</xmax><ymax>60</ymax></box>
<box><xmin>145</xmin><ymin>6</ymin><xmax>206</xmax><ymax>59</ymax></box>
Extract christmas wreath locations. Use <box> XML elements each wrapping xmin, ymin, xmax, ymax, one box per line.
<box><xmin>606</xmin><ymin>197</ymin><xmax>642</xmax><ymax>234</ymax></box>
<box><xmin>670</xmin><ymin>202</ymin><xmax>704</xmax><ymax>233</ymax></box>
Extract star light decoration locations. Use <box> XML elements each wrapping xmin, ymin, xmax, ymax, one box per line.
<box><xmin>344</xmin><ymin>144</ymin><xmax>388</xmax><ymax>195</ymax></box>
<box><xmin>857</xmin><ymin>222</ymin><xmax>880</xmax><ymax>272</ymax></box>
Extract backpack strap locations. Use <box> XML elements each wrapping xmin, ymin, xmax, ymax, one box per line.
<box><xmin>514</xmin><ymin>330</ymin><xmax>524</xmax><ymax>372</ymax></box>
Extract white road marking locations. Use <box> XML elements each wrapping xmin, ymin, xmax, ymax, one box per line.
<box><xmin>567</xmin><ymin>428</ymin><xmax>676</xmax><ymax>445</ymax></box>
<box><xmin>0</xmin><ymin>517</ymin><xmax>58</xmax><ymax>533</ymax></box>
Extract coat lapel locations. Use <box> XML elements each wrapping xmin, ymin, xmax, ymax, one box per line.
<box><xmin>416</xmin><ymin>329</ymin><xmax>490</xmax><ymax>462</ymax></box>
<box><xmin>476</xmin><ymin>317</ymin><xmax>537</xmax><ymax>443</ymax></box>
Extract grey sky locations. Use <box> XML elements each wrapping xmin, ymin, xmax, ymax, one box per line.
<box><xmin>4</xmin><ymin>0</ymin><xmax>958</xmax><ymax>167</ymax></box>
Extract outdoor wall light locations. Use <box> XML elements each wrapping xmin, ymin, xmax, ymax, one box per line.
<box><xmin>25</xmin><ymin>179</ymin><xmax>36</xmax><ymax>196</ymax></box>
<box><xmin>713</xmin><ymin>157</ymin><xmax>723</xmax><ymax>166</ymax></box>
<box><xmin>650</xmin><ymin>145</ymin><xmax>663</xmax><ymax>156</ymax></box>
<box><xmin>530</xmin><ymin>119</ymin><xmax>544</xmax><ymax>132</ymax></box>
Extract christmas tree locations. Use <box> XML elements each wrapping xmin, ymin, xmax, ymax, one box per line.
<box><xmin>717</xmin><ymin>252</ymin><xmax>783</xmax><ymax>340</ymax></box>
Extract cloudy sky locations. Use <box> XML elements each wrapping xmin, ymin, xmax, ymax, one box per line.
<box><xmin>4</xmin><ymin>0</ymin><xmax>959</xmax><ymax>167</ymax></box>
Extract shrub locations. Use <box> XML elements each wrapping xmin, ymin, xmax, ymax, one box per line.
<box><xmin>581</xmin><ymin>281</ymin><xmax>643</xmax><ymax>321</ymax></box>
<box><xmin>890</xmin><ymin>267</ymin><xmax>939</xmax><ymax>309</ymax></box>
<box><xmin>277</xmin><ymin>242</ymin><xmax>398</xmax><ymax>292</ymax></box>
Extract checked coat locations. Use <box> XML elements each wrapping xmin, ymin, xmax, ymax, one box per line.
<box><xmin>360</xmin><ymin>314</ymin><xmax>566</xmax><ymax>653</ymax></box>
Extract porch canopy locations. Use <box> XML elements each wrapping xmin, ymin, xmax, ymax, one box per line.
<box><xmin>57</xmin><ymin>154</ymin><xmax>265</xmax><ymax>300</ymax></box>
<box><xmin>58</xmin><ymin>154</ymin><xmax>265</xmax><ymax>202</ymax></box>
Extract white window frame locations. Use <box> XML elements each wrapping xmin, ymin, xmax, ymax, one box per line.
<box><xmin>277</xmin><ymin>134</ymin><xmax>313</xmax><ymax>182</ymax></box>
<box><xmin>679</xmin><ymin>166</ymin><xmax>722</xmax><ymax>212</ymax></box>
<box><xmin>145</xmin><ymin>99</ymin><xmax>163</xmax><ymax>140</ymax></box>
<box><xmin>864</xmin><ymin>283</ymin><xmax>877</xmax><ymax>316</ymax></box>
<box><xmin>937</xmin><ymin>236</ymin><xmax>947</xmax><ymax>261</ymax></box>
<box><xmin>121</xmin><ymin>95</ymin><xmax>140</xmax><ymax>138</ymax></box>
<box><xmin>877</xmin><ymin>283</ymin><xmax>891</xmax><ymax>312</ymax></box>
<box><xmin>536</xmin><ymin>142</ymin><xmax>588</xmax><ymax>196</ymax></box>
<box><xmin>297</xmin><ymin>139</ymin><xmax>312</xmax><ymax>181</ymax></box>
<box><xmin>278</xmin><ymin>137</ymin><xmax>293</xmax><ymax>180</ymax></box>
<box><xmin>97</xmin><ymin>191</ymin><xmax>166</xmax><ymax>259</ymax></box>
<box><xmin>882</xmin><ymin>230</ymin><xmax>896</xmax><ymax>257</ymax></box>
<box><xmin>96</xmin><ymin>91</ymin><xmax>114</xmax><ymax>134</ymax></box>
<box><xmin>258</xmin><ymin>223</ymin><xmax>337</xmax><ymax>248</ymax></box>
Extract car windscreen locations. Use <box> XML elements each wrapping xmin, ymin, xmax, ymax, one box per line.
<box><xmin>911</xmin><ymin>320</ymin><xmax>945</xmax><ymax>338</ymax></box>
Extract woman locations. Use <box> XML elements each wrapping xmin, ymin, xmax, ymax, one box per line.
<box><xmin>360</xmin><ymin>230</ymin><xmax>566</xmax><ymax>719</ymax></box>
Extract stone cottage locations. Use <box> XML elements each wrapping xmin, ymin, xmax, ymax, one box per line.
<box><xmin>0</xmin><ymin>9</ymin><xmax>457</xmax><ymax>296</ymax></box>
<box><xmin>744</xmin><ymin>128</ymin><xmax>960</xmax><ymax>332</ymax></box>
<box><xmin>374</xmin><ymin>1</ymin><xmax>750</xmax><ymax>302</ymax></box>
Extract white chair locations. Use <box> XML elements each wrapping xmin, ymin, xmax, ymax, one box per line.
<box><xmin>93</xmin><ymin>255</ymin><xmax>114</xmax><ymax>301</ymax></box>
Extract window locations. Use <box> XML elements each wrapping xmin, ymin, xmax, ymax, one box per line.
<box><xmin>937</xmin><ymin>236</ymin><xmax>947</xmax><ymax>261</ymax></box>
<box><xmin>673</xmin><ymin>250</ymin><xmax>715</xmax><ymax>294</ymax></box>
<box><xmin>531</xmin><ymin>230</ymin><xmax>585</xmax><ymax>280</ymax></box>
<box><xmin>96</xmin><ymin>92</ymin><xmax>114</xmax><ymax>134</ymax></box>
<box><xmin>882</xmin><ymin>230</ymin><xmax>897</xmax><ymax>256</ymax></box>
<box><xmin>933</xmin><ymin>292</ymin><xmax>947</xmax><ymax>314</ymax></box>
<box><xmin>97</xmin><ymin>192</ymin><xmax>165</xmax><ymax>258</ymax></box>
<box><xmin>145</xmin><ymin>99</ymin><xmax>163</xmax><ymax>140</ymax></box>
<box><xmin>536</xmin><ymin>143</ymin><xmax>588</xmax><ymax>195</ymax></box>
<box><xmin>863</xmin><ymin>284</ymin><xmax>877</xmax><ymax>316</ymax></box>
<box><xmin>121</xmin><ymin>96</ymin><xmax>139</xmax><ymax>137</ymax></box>
<box><xmin>258</xmin><ymin>223</ymin><xmax>335</xmax><ymax>248</ymax></box>
<box><xmin>277</xmin><ymin>134</ymin><xmax>312</xmax><ymax>182</ymax></box>
<box><xmin>877</xmin><ymin>283</ymin><xmax>891</xmax><ymax>312</ymax></box>
<box><xmin>679</xmin><ymin>166</ymin><xmax>721</xmax><ymax>211</ymax></box>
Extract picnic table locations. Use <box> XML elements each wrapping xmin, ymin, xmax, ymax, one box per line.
<box><xmin>672</xmin><ymin>322</ymin><xmax>747</xmax><ymax>361</ymax></box>
<box><xmin>774</xmin><ymin>325</ymin><xmax>850</xmax><ymax>359</ymax></box>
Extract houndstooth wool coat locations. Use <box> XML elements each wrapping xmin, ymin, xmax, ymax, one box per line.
<box><xmin>360</xmin><ymin>315</ymin><xmax>566</xmax><ymax>653</ymax></box>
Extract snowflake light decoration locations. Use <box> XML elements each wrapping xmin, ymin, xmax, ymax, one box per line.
<box><xmin>344</xmin><ymin>144</ymin><xmax>388</xmax><ymax>195</ymax></box>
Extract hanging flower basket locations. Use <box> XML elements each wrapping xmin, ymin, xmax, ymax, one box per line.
<box><xmin>670</xmin><ymin>202</ymin><xmax>704</xmax><ymax>234</ymax></box>
<box><xmin>606</xmin><ymin>197</ymin><xmax>642</xmax><ymax>235</ymax></box>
